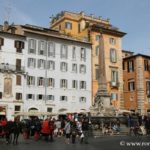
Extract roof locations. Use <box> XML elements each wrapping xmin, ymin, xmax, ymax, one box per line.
<box><xmin>91</xmin><ymin>24</ymin><xmax>126</xmax><ymax>37</ymax></box>
<box><xmin>0</xmin><ymin>30</ymin><xmax>26</xmax><ymax>39</ymax></box>
<box><xmin>17</xmin><ymin>24</ymin><xmax>91</xmax><ymax>45</ymax></box>
<box><xmin>122</xmin><ymin>50</ymin><xmax>134</xmax><ymax>54</ymax></box>
<box><xmin>123</xmin><ymin>53</ymin><xmax>150</xmax><ymax>60</ymax></box>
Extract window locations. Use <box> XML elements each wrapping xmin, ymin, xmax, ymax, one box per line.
<box><xmin>128</xmin><ymin>60</ymin><xmax>134</xmax><ymax>72</ymax></box>
<box><xmin>60</xmin><ymin>96</ymin><xmax>67</xmax><ymax>101</ymax></box>
<box><xmin>16</xmin><ymin>59</ymin><xmax>21</xmax><ymax>71</ymax></box>
<box><xmin>60</xmin><ymin>62</ymin><xmax>68</xmax><ymax>72</ymax></box>
<box><xmin>48</xmin><ymin>42</ymin><xmax>55</xmax><ymax>57</ymax></box>
<box><xmin>47</xmin><ymin>78</ymin><xmax>55</xmax><ymax>87</ymax></box>
<box><xmin>146</xmin><ymin>81</ymin><xmax>150</xmax><ymax>97</ymax></box>
<box><xmin>80</xmin><ymin>65</ymin><xmax>86</xmax><ymax>73</ymax></box>
<box><xmin>123</xmin><ymin>62</ymin><xmax>125</xmax><ymax>70</ymax></box>
<box><xmin>109</xmin><ymin>38</ymin><xmax>116</xmax><ymax>45</ymax></box>
<box><xmin>37</xmin><ymin>77</ymin><xmax>44</xmax><ymax>86</ymax></box>
<box><xmin>111</xmin><ymin>93</ymin><xmax>118</xmax><ymax>101</ymax></box>
<box><xmin>144</xmin><ymin>60</ymin><xmax>149</xmax><ymax>71</ymax></box>
<box><xmin>47</xmin><ymin>61</ymin><xmax>55</xmax><ymax>70</ymax></box>
<box><xmin>80</xmin><ymin>48</ymin><xmax>86</xmax><ymax>61</ymax></box>
<box><xmin>72</xmin><ymin>64</ymin><xmax>77</xmax><ymax>73</ymax></box>
<box><xmin>38</xmin><ymin>59</ymin><xmax>45</xmax><ymax>69</ymax></box>
<box><xmin>95</xmin><ymin>46</ymin><xmax>99</xmax><ymax>56</ymax></box>
<box><xmin>27</xmin><ymin>76</ymin><xmax>35</xmax><ymax>86</ymax></box>
<box><xmin>47</xmin><ymin>107</ymin><xmax>53</xmax><ymax>112</ymax></box>
<box><xmin>15</xmin><ymin>105</ymin><xmax>21</xmax><ymax>111</ymax></box>
<box><xmin>72</xmin><ymin>46</ymin><xmax>76</xmax><ymax>60</ymax></box>
<box><xmin>0</xmin><ymin>37</ymin><xmax>4</xmax><ymax>50</ymax></box>
<box><xmin>79</xmin><ymin>97</ymin><xmax>86</xmax><ymax>103</ymax></box>
<box><xmin>38</xmin><ymin>40</ymin><xmax>45</xmax><ymax>55</ymax></box>
<box><xmin>96</xmin><ymin>35</ymin><xmax>100</xmax><ymax>41</ymax></box>
<box><xmin>28</xmin><ymin>39</ymin><xmax>36</xmax><ymax>54</ymax></box>
<box><xmin>128</xmin><ymin>81</ymin><xmax>135</xmax><ymax>91</ymax></box>
<box><xmin>72</xmin><ymin>80</ymin><xmax>78</xmax><ymax>89</ymax></box>
<box><xmin>95</xmin><ymin>67</ymin><xmax>100</xmax><ymax>80</ymax></box>
<box><xmin>61</xmin><ymin>45</ymin><xmax>68</xmax><ymax>59</ymax></box>
<box><xmin>16</xmin><ymin>93</ymin><xmax>22</xmax><ymax>100</ymax></box>
<box><xmin>28</xmin><ymin>58</ymin><xmax>36</xmax><ymax>68</ymax></box>
<box><xmin>65</xmin><ymin>22</ymin><xmax>72</xmax><ymax>29</ymax></box>
<box><xmin>0</xmin><ymin>92</ymin><xmax>2</xmax><ymax>99</ymax></box>
<box><xmin>110</xmin><ymin>48</ymin><xmax>117</xmax><ymax>63</ymax></box>
<box><xmin>78</xmin><ymin>23</ymin><xmax>80</xmax><ymax>33</ymax></box>
<box><xmin>60</xmin><ymin>79</ymin><xmax>67</xmax><ymax>88</ymax></box>
<box><xmin>80</xmin><ymin>81</ymin><xmax>86</xmax><ymax>89</ymax></box>
<box><xmin>37</xmin><ymin>94</ymin><xmax>44</xmax><ymax>100</ymax></box>
<box><xmin>15</xmin><ymin>40</ymin><xmax>24</xmax><ymax>53</ymax></box>
<box><xmin>47</xmin><ymin>95</ymin><xmax>54</xmax><ymax>101</ymax></box>
<box><xmin>27</xmin><ymin>94</ymin><xmax>35</xmax><ymax>100</ymax></box>
<box><xmin>111</xmin><ymin>70</ymin><xmax>118</xmax><ymax>83</ymax></box>
<box><xmin>16</xmin><ymin>75</ymin><xmax>21</xmax><ymax>85</ymax></box>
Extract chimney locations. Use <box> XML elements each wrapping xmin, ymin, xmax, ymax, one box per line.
<box><xmin>90</xmin><ymin>14</ymin><xmax>95</xmax><ymax>18</ymax></box>
<box><xmin>80</xmin><ymin>11</ymin><xmax>84</xmax><ymax>17</ymax></box>
<box><xmin>3</xmin><ymin>21</ymin><xmax>9</xmax><ymax>32</ymax></box>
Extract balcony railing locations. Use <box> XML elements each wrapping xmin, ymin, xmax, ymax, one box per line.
<box><xmin>0</xmin><ymin>63</ymin><xmax>25</xmax><ymax>74</ymax></box>
<box><xmin>110</xmin><ymin>81</ymin><xmax>119</xmax><ymax>88</ymax></box>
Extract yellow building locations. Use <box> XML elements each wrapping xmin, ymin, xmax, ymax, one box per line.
<box><xmin>50</xmin><ymin>11</ymin><xmax>126</xmax><ymax>109</ymax></box>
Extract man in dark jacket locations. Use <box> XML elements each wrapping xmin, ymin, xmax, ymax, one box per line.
<box><xmin>82</xmin><ymin>118</ymin><xmax>89</xmax><ymax>144</ymax></box>
<box><xmin>12</xmin><ymin>118</ymin><xmax>22</xmax><ymax>144</ymax></box>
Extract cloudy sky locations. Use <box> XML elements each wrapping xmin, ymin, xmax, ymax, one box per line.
<box><xmin>0</xmin><ymin>0</ymin><xmax>150</xmax><ymax>55</ymax></box>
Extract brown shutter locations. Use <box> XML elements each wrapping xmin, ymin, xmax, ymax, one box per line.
<box><xmin>16</xmin><ymin>75</ymin><xmax>21</xmax><ymax>85</ymax></box>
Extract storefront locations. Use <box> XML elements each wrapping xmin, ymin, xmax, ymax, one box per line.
<box><xmin>0</xmin><ymin>106</ymin><xmax>6</xmax><ymax>119</ymax></box>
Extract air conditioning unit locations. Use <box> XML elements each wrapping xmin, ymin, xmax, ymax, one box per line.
<box><xmin>111</xmin><ymin>81</ymin><xmax>117</xmax><ymax>87</ymax></box>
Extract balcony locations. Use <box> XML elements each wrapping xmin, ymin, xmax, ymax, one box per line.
<box><xmin>110</xmin><ymin>81</ymin><xmax>119</xmax><ymax>88</ymax></box>
<box><xmin>0</xmin><ymin>63</ymin><xmax>25</xmax><ymax>74</ymax></box>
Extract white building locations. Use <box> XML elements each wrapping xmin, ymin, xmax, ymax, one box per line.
<box><xmin>0</xmin><ymin>23</ymin><xmax>92</xmax><ymax>119</ymax></box>
<box><xmin>0</xmin><ymin>22</ymin><xmax>26</xmax><ymax>120</ymax></box>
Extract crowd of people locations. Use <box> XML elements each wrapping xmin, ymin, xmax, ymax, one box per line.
<box><xmin>0</xmin><ymin>116</ymin><xmax>91</xmax><ymax>145</ymax></box>
<box><xmin>1</xmin><ymin>114</ymin><xmax>150</xmax><ymax>145</ymax></box>
<box><xmin>127</xmin><ymin>114</ymin><xmax>150</xmax><ymax>136</ymax></box>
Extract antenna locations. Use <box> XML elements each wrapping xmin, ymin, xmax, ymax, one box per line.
<box><xmin>4</xmin><ymin>0</ymin><xmax>12</xmax><ymax>22</ymax></box>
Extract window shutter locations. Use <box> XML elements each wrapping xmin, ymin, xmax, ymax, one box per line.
<box><xmin>34</xmin><ymin>59</ymin><xmax>36</xmax><ymax>68</ymax></box>
<box><xmin>38</xmin><ymin>40</ymin><xmax>41</xmax><ymax>55</ymax></box>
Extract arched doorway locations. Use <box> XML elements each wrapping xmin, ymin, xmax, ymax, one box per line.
<box><xmin>28</xmin><ymin>107</ymin><xmax>38</xmax><ymax>119</ymax></box>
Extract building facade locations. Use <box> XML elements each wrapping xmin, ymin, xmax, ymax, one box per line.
<box><xmin>0</xmin><ymin>22</ymin><xmax>92</xmax><ymax>119</ymax></box>
<box><xmin>0</xmin><ymin>22</ymin><xmax>26</xmax><ymax>120</ymax></box>
<box><xmin>50</xmin><ymin>11</ymin><xmax>126</xmax><ymax>109</ymax></box>
<box><xmin>123</xmin><ymin>54</ymin><xmax>150</xmax><ymax>114</ymax></box>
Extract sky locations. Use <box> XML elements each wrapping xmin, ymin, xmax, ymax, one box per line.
<box><xmin>0</xmin><ymin>0</ymin><xmax>150</xmax><ymax>55</ymax></box>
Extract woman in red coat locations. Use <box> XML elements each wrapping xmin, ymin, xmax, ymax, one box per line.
<box><xmin>41</xmin><ymin>119</ymin><xmax>50</xmax><ymax>141</ymax></box>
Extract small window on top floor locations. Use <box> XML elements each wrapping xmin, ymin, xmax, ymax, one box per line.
<box><xmin>0</xmin><ymin>92</ymin><xmax>2</xmax><ymax>99</ymax></box>
<box><xmin>109</xmin><ymin>37</ymin><xmax>116</xmax><ymax>45</ymax></box>
<box><xmin>127</xmin><ymin>60</ymin><xmax>134</xmax><ymax>72</ymax></box>
<box><xmin>96</xmin><ymin>35</ymin><xmax>100</xmax><ymax>41</ymax></box>
<box><xmin>144</xmin><ymin>60</ymin><xmax>149</xmax><ymax>71</ymax></box>
<box><xmin>0</xmin><ymin>37</ymin><xmax>4</xmax><ymax>50</ymax></box>
<box><xmin>65</xmin><ymin>22</ymin><xmax>72</xmax><ymax>29</ymax></box>
<box><xmin>15</xmin><ymin>40</ymin><xmax>24</xmax><ymax>53</ymax></box>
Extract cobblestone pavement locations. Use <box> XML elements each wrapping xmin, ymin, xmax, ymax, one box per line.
<box><xmin>0</xmin><ymin>135</ymin><xmax>150</xmax><ymax>150</ymax></box>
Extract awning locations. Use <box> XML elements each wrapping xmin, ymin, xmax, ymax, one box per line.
<box><xmin>14</xmin><ymin>112</ymin><xmax>56</xmax><ymax>117</ymax></box>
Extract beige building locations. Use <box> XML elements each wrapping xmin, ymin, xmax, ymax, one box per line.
<box><xmin>50</xmin><ymin>11</ymin><xmax>126</xmax><ymax>109</ymax></box>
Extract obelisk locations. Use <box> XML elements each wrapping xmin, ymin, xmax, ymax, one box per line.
<box><xmin>94</xmin><ymin>32</ymin><xmax>110</xmax><ymax>109</ymax></box>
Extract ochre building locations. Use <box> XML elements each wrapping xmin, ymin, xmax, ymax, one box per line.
<box><xmin>123</xmin><ymin>54</ymin><xmax>150</xmax><ymax>114</ymax></box>
<box><xmin>50</xmin><ymin>11</ymin><xmax>126</xmax><ymax>109</ymax></box>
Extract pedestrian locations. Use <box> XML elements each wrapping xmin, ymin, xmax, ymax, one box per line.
<box><xmin>64</xmin><ymin>119</ymin><xmax>71</xmax><ymax>144</ymax></box>
<box><xmin>41</xmin><ymin>118</ymin><xmax>50</xmax><ymax>141</ymax></box>
<box><xmin>81</xmin><ymin>118</ymin><xmax>89</xmax><ymax>144</ymax></box>
<box><xmin>71</xmin><ymin>120</ymin><xmax>77</xmax><ymax>144</ymax></box>
<box><xmin>12</xmin><ymin>118</ymin><xmax>22</xmax><ymax>145</ymax></box>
